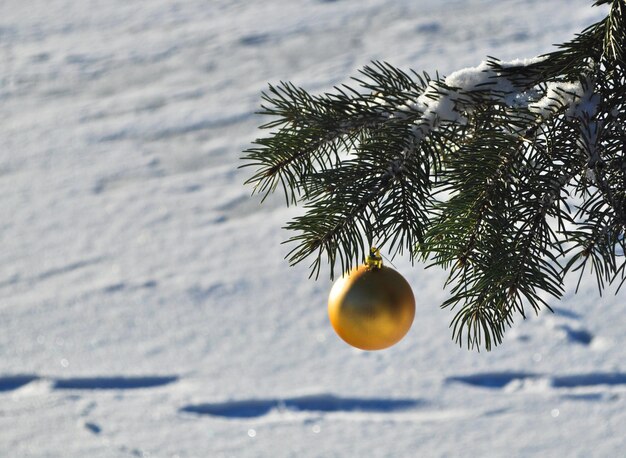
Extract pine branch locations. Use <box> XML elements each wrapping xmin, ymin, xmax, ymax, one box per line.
<box><xmin>242</xmin><ymin>0</ymin><xmax>626</xmax><ymax>350</ymax></box>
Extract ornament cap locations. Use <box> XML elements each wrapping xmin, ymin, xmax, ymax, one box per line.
<box><xmin>365</xmin><ymin>247</ymin><xmax>383</xmax><ymax>270</ymax></box>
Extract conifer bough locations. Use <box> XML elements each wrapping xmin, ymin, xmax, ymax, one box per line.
<box><xmin>242</xmin><ymin>0</ymin><xmax>626</xmax><ymax>350</ymax></box>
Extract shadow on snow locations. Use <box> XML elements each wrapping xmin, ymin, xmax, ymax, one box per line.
<box><xmin>0</xmin><ymin>375</ymin><xmax>178</xmax><ymax>391</ymax></box>
<box><xmin>180</xmin><ymin>394</ymin><xmax>423</xmax><ymax>418</ymax></box>
<box><xmin>446</xmin><ymin>372</ymin><xmax>626</xmax><ymax>389</ymax></box>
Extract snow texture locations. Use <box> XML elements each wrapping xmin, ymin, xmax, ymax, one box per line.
<box><xmin>1</xmin><ymin>0</ymin><xmax>623</xmax><ymax>457</ymax></box>
<box><xmin>404</xmin><ymin>56</ymin><xmax>548</xmax><ymax>137</ymax></box>
<box><xmin>529</xmin><ymin>81</ymin><xmax>586</xmax><ymax>118</ymax></box>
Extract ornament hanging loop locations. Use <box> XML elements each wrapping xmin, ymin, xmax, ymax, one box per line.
<box><xmin>365</xmin><ymin>247</ymin><xmax>383</xmax><ymax>270</ymax></box>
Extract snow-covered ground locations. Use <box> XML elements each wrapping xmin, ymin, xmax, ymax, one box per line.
<box><xmin>1</xmin><ymin>0</ymin><xmax>624</xmax><ymax>456</ymax></box>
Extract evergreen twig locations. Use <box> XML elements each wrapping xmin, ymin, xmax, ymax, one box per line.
<box><xmin>242</xmin><ymin>0</ymin><xmax>625</xmax><ymax>350</ymax></box>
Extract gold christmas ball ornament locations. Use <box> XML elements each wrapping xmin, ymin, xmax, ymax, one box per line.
<box><xmin>327</xmin><ymin>248</ymin><xmax>415</xmax><ymax>350</ymax></box>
